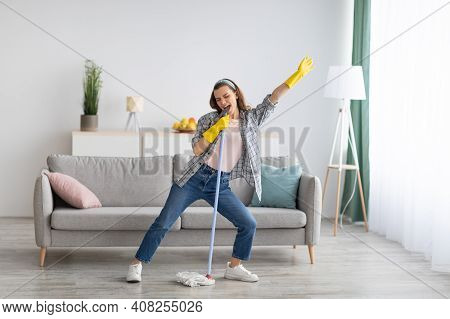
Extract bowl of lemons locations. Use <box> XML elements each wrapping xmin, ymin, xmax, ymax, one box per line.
<box><xmin>172</xmin><ymin>117</ymin><xmax>197</xmax><ymax>133</ymax></box>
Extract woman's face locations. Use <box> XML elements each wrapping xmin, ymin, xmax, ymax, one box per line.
<box><xmin>213</xmin><ymin>85</ymin><xmax>238</xmax><ymax>113</ymax></box>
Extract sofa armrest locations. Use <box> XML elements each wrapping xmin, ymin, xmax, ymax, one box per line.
<box><xmin>296</xmin><ymin>172</ymin><xmax>322</xmax><ymax>245</ymax></box>
<box><xmin>33</xmin><ymin>169</ymin><xmax>53</xmax><ymax>247</ymax></box>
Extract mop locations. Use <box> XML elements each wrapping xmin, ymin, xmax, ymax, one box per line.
<box><xmin>176</xmin><ymin>115</ymin><xmax>228</xmax><ymax>287</ymax></box>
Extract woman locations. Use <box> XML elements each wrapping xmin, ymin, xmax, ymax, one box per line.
<box><xmin>127</xmin><ymin>56</ymin><xmax>314</xmax><ymax>283</ymax></box>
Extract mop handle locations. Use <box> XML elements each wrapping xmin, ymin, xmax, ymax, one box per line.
<box><xmin>207</xmin><ymin>129</ymin><xmax>226</xmax><ymax>276</ymax></box>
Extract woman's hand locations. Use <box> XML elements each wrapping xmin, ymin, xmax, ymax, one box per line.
<box><xmin>284</xmin><ymin>56</ymin><xmax>314</xmax><ymax>88</ymax></box>
<box><xmin>202</xmin><ymin>114</ymin><xmax>230</xmax><ymax>143</ymax></box>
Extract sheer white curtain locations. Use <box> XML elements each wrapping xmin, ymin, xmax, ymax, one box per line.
<box><xmin>369</xmin><ymin>0</ymin><xmax>450</xmax><ymax>272</ymax></box>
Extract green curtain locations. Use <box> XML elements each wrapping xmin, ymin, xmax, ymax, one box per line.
<box><xmin>340</xmin><ymin>0</ymin><xmax>371</xmax><ymax>222</ymax></box>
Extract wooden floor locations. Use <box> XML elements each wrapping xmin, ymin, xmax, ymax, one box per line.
<box><xmin>1</xmin><ymin>217</ymin><xmax>449</xmax><ymax>299</ymax></box>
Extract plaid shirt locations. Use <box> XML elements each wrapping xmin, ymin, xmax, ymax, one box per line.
<box><xmin>174</xmin><ymin>94</ymin><xmax>277</xmax><ymax>200</ymax></box>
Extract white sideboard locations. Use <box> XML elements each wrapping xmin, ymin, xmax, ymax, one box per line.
<box><xmin>72</xmin><ymin>131</ymin><xmax>140</xmax><ymax>157</ymax></box>
<box><xmin>142</xmin><ymin>130</ymin><xmax>195</xmax><ymax>157</ymax></box>
<box><xmin>72</xmin><ymin>130</ymin><xmax>281</xmax><ymax>157</ymax></box>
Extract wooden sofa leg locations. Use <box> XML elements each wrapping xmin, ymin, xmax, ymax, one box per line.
<box><xmin>307</xmin><ymin>244</ymin><xmax>315</xmax><ymax>264</ymax></box>
<box><xmin>293</xmin><ymin>245</ymin><xmax>296</xmax><ymax>249</ymax></box>
<box><xmin>39</xmin><ymin>247</ymin><xmax>47</xmax><ymax>267</ymax></box>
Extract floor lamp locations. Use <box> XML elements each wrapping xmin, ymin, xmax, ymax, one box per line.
<box><xmin>323</xmin><ymin>65</ymin><xmax>369</xmax><ymax>236</ymax></box>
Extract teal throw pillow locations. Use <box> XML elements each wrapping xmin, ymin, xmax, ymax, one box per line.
<box><xmin>250</xmin><ymin>164</ymin><xmax>302</xmax><ymax>209</ymax></box>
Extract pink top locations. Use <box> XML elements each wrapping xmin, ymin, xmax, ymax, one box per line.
<box><xmin>205</xmin><ymin>118</ymin><xmax>242</xmax><ymax>172</ymax></box>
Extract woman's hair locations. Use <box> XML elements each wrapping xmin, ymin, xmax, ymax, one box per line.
<box><xmin>209</xmin><ymin>78</ymin><xmax>251</xmax><ymax>113</ymax></box>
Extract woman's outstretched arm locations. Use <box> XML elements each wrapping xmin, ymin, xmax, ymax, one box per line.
<box><xmin>269</xmin><ymin>83</ymin><xmax>289</xmax><ymax>104</ymax></box>
<box><xmin>270</xmin><ymin>56</ymin><xmax>314</xmax><ymax>104</ymax></box>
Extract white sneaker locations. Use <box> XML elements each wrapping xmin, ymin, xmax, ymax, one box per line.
<box><xmin>224</xmin><ymin>262</ymin><xmax>259</xmax><ymax>282</ymax></box>
<box><xmin>126</xmin><ymin>263</ymin><xmax>142</xmax><ymax>283</ymax></box>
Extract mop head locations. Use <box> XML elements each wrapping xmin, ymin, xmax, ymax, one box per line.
<box><xmin>176</xmin><ymin>272</ymin><xmax>215</xmax><ymax>287</ymax></box>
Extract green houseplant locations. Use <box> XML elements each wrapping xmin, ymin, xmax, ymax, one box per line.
<box><xmin>80</xmin><ymin>60</ymin><xmax>102</xmax><ymax>131</ymax></box>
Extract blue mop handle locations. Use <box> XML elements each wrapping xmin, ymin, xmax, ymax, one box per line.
<box><xmin>207</xmin><ymin>129</ymin><xmax>226</xmax><ymax>276</ymax></box>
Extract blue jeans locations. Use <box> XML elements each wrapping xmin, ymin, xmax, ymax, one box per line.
<box><xmin>135</xmin><ymin>163</ymin><xmax>257</xmax><ymax>263</ymax></box>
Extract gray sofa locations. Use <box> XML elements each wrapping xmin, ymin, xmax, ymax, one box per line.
<box><xmin>34</xmin><ymin>154</ymin><xmax>322</xmax><ymax>267</ymax></box>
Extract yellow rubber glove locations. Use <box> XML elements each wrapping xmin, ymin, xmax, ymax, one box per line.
<box><xmin>284</xmin><ymin>56</ymin><xmax>314</xmax><ymax>88</ymax></box>
<box><xmin>202</xmin><ymin>114</ymin><xmax>230</xmax><ymax>143</ymax></box>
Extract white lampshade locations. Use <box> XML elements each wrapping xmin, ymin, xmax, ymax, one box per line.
<box><xmin>126</xmin><ymin>96</ymin><xmax>144</xmax><ymax>112</ymax></box>
<box><xmin>324</xmin><ymin>65</ymin><xmax>366</xmax><ymax>100</ymax></box>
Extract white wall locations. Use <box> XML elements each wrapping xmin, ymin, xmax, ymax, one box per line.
<box><xmin>0</xmin><ymin>0</ymin><xmax>354</xmax><ymax>217</ymax></box>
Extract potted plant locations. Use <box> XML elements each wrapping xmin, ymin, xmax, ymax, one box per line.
<box><xmin>81</xmin><ymin>60</ymin><xmax>102</xmax><ymax>131</ymax></box>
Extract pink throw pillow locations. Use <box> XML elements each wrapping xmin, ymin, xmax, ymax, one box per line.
<box><xmin>44</xmin><ymin>171</ymin><xmax>102</xmax><ymax>209</ymax></box>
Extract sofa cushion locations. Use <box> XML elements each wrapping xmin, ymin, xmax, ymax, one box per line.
<box><xmin>47</xmin><ymin>155</ymin><xmax>172</xmax><ymax>207</ymax></box>
<box><xmin>250</xmin><ymin>164</ymin><xmax>302</xmax><ymax>209</ymax></box>
<box><xmin>43</xmin><ymin>170</ymin><xmax>102</xmax><ymax>209</ymax></box>
<box><xmin>229</xmin><ymin>178</ymin><xmax>255</xmax><ymax>206</ymax></box>
<box><xmin>181</xmin><ymin>206</ymin><xmax>306</xmax><ymax>229</ymax></box>
<box><xmin>51</xmin><ymin>207</ymin><xmax>181</xmax><ymax>231</ymax></box>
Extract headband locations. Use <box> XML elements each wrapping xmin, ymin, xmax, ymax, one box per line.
<box><xmin>215</xmin><ymin>79</ymin><xmax>237</xmax><ymax>91</ymax></box>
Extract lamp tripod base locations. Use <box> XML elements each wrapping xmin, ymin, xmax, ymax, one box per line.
<box><xmin>322</xmin><ymin>100</ymin><xmax>368</xmax><ymax>236</ymax></box>
<box><xmin>125</xmin><ymin>112</ymin><xmax>141</xmax><ymax>132</ymax></box>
